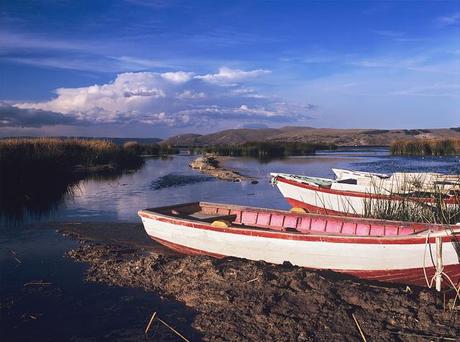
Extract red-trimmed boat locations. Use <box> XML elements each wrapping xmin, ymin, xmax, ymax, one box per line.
<box><xmin>271</xmin><ymin>172</ymin><xmax>460</xmax><ymax>216</ymax></box>
<box><xmin>139</xmin><ymin>202</ymin><xmax>460</xmax><ymax>288</ymax></box>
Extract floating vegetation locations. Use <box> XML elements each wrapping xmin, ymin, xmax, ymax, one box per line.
<box><xmin>151</xmin><ymin>173</ymin><xmax>214</xmax><ymax>190</ymax></box>
<box><xmin>391</xmin><ymin>139</ymin><xmax>460</xmax><ymax>156</ymax></box>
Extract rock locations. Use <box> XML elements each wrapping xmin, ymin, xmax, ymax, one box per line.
<box><xmin>189</xmin><ymin>155</ymin><xmax>252</xmax><ymax>182</ymax></box>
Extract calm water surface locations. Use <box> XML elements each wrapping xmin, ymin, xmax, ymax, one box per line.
<box><xmin>53</xmin><ymin>151</ymin><xmax>459</xmax><ymax>222</ymax></box>
<box><xmin>1</xmin><ymin>150</ymin><xmax>459</xmax><ymax>341</ymax></box>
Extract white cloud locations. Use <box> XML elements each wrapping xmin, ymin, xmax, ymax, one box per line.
<box><xmin>161</xmin><ymin>71</ymin><xmax>194</xmax><ymax>83</ymax></box>
<box><xmin>195</xmin><ymin>67</ymin><xmax>271</xmax><ymax>83</ymax></box>
<box><xmin>14</xmin><ymin>68</ymin><xmax>314</xmax><ymax>127</ymax></box>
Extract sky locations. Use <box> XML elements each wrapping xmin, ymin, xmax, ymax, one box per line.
<box><xmin>0</xmin><ymin>0</ymin><xmax>459</xmax><ymax>138</ymax></box>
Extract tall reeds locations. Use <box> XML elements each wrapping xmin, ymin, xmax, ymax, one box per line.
<box><xmin>122</xmin><ymin>141</ymin><xmax>179</xmax><ymax>156</ymax></box>
<box><xmin>363</xmin><ymin>174</ymin><xmax>460</xmax><ymax>224</ymax></box>
<box><xmin>0</xmin><ymin>138</ymin><xmax>144</xmax><ymax>222</ymax></box>
<box><xmin>0</xmin><ymin>138</ymin><xmax>143</xmax><ymax>169</ymax></box>
<box><xmin>391</xmin><ymin>139</ymin><xmax>460</xmax><ymax>156</ymax></box>
<box><xmin>201</xmin><ymin>142</ymin><xmax>336</xmax><ymax>159</ymax></box>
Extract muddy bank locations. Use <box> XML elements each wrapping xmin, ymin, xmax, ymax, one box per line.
<box><xmin>61</xmin><ymin>223</ymin><xmax>459</xmax><ymax>342</ymax></box>
<box><xmin>189</xmin><ymin>155</ymin><xmax>253</xmax><ymax>182</ymax></box>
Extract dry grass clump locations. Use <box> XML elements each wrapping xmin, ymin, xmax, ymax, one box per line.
<box><xmin>391</xmin><ymin>139</ymin><xmax>460</xmax><ymax>156</ymax></box>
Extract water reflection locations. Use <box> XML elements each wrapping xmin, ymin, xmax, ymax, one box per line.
<box><xmin>0</xmin><ymin>227</ymin><xmax>201</xmax><ymax>341</ymax></box>
<box><xmin>2</xmin><ymin>151</ymin><xmax>459</xmax><ymax>224</ymax></box>
<box><xmin>0</xmin><ymin>167</ymin><xmax>141</xmax><ymax>225</ymax></box>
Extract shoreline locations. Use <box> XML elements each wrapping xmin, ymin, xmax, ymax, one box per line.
<box><xmin>58</xmin><ymin>222</ymin><xmax>459</xmax><ymax>341</ymax></box>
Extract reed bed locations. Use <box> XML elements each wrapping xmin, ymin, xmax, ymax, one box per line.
<box><xmin>390</xmin><ymin>138</ymin><xmax>460</xmax><ymax>156</ymax></box>
<box><xmin>0</xmin><ymin>138</ymin><xmax>143</xmax><ymax>169</ymax></box>
<box><xmin>122</xmin><ymin>141</ymin><xmax>179</xmax><ymax>156</ymax></box>
<box><xmin>199</xmin><ymin>141</ymin><xmax>336</xmax><ymax>159</ymax></box>
<box><xmin>364</xmin><ymin>194</ymin><xmax>460</xmax><ymax>224</ymax></box>
<box><xmin>363</xmin><ymin>176</ymin><xmax>460</xmax><ymax>224</ymax></box>
<box><xmin>0</xmin><ymin>138</ymin><xmax>144</xmax><ymax>222</ymax></box>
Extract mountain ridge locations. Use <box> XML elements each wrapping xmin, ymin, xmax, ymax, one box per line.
<box><xmin>161</xmin><ymin>127</ymin><xmax>460</xmax><ymax>146</ymax></box>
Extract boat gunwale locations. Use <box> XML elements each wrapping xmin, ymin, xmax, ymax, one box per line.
<box><xmin>138</xmin><ymin>201</ymin><xmax>459</xmax><ymax>242</ymax></box>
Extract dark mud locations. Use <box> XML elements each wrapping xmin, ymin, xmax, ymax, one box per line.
<box><xmin>61</xmin><ymin>223</ymin><xmax>460</xmax><ymax>342</ymax></box>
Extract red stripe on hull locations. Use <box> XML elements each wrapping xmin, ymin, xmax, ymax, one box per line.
<box><xmin>150</xmin><ymin>236</ymin><xmax>225</xmax><ymax>258</ymax></box>
<box><xmin>148</xmin><ymin>235</ymin><xmax>460</xmax><ymax>288</ymax></box>
<box><xmin>347</xmin><ymin>264</ymin><xmax>460</xmax><ymax>287</ymax></box>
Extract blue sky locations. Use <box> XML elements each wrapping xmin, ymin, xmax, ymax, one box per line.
<box><xmin>0</xmin><ymin>0</ymin><xmax>459</xmax><ymax>137</ymax></box>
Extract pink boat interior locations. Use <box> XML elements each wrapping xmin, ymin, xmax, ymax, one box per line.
<box><xmin>146</xmin><ymin>202</ymin><xmax>444</xmax><ymax>237</ymax></box>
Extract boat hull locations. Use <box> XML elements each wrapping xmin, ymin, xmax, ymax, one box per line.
<box><xmin>139</xmin><ymin>208</ymin><xmax>460</xmax><ymax>288</ymax></box>
<box><xmin>273</xmin><ymin>173</ymin><xmax>459</xmax><ymax>217</ymax></box>
<box><xmin>275</xmin><ymin>175</ymin><xmax>370</xmax><ymax>215</ymax></box>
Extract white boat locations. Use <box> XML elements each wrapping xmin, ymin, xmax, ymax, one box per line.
<box><xmin>332</xmin><ymin>168</ymin><xmax>460</xmax><ymax>192</ymax></box>
<box><xmin>271</xmin><ymin>172</ymin><xmax>460</xmax><ymax>216</ymax></box>
<box><xmin>138</xmin><ymin>202</ymin><xmax>460</xmax><ymax>288</ymax></box>
<box><xmin>332</xmin><ymin>168</ymin><xmax>390</xmax><ymax>181</ymax></box>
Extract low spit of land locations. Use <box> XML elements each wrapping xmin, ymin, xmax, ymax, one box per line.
<box><xmin>189</xmin><ymin>155</ymin><xmax>252</xmax><ymax>181</ymax></box>
<box><xmin>59</xmin><ymin>222</ymin><xmax>460</xmax><ymax>342</ymax></box>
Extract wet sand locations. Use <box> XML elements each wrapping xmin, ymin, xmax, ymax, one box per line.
<box><xmin>58</xmin><ymin>222</ymin><xmax>459</xmax><ymax>341</ymax></box>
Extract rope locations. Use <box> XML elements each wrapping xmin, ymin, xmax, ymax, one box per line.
<box><xmin>441</xmin><ymin>272</ymin><xmax>460</xmax><ymax>309</ymax></box>
<box><xmin>423</xmin><ymin>231</ymin><xmax>436</xmax><ymax>288</ymax></box>
<box><xmin>422</xmin><ymin>230</ymin><xmax>460</xmax><ymax>309</ymax></box>
<box><xmin>423</xmin><ymin>230</ymin><xmax>445</xmax><ymax>289</ymax></box>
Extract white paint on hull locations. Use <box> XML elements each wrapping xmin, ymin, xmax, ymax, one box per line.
<box><xmin>140</xmin><ymin>216</ymin><xmax>460</xmax><ymax>271</ymax></box>
<box><xmin>275</xmin><ymin>179</ymin><xmax>368</xmax><ymax>215</ymax></box>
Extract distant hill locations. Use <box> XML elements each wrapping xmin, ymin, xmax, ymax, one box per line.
<box><xmin>162</xmin><ymin>127</ymin><xmax>460</xmax><ymax>146</ymax></box>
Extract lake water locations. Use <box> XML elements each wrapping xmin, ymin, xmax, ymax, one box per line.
<box><xmin>1</xmin><ymin>149</ymin><xmax>459</xmax><ymax>341</ymax></box>
<box><xmin>47</xmin><ymin>149</ymin><xmax>460</xmax><ymax>222</ymax></box>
